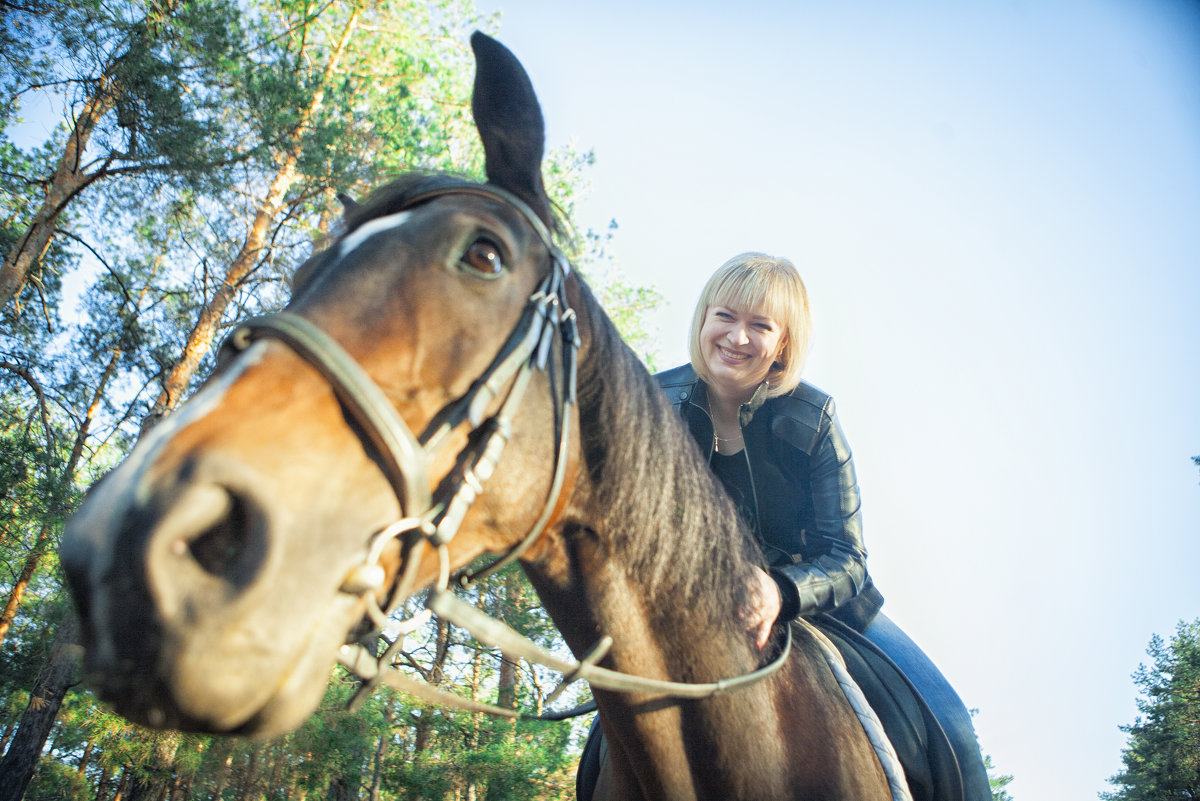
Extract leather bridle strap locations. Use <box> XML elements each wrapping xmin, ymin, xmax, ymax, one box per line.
<box><xmin>428</xmin><ymin>591</ymin><xmax>793</xmax><ymax>699</ymax></box>
<box><xmin>336</xmin><ymin>592</ymin><xmax>793</xmax><ymax>721</ymax></box>
<box><xmin>225</xmin><ymin>251</ymin><xmax>575</xmax><ymax>600</ymax></box>
<box><xmin>227</xmin><ymin>313</ymin><xmax>432</xmax><ymax>517</ymax></box>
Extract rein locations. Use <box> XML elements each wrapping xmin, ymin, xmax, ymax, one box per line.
<box><xmin>222</xmin><ymin>184</ymin><xmax>791</xmax><ymax>721</ymax></box>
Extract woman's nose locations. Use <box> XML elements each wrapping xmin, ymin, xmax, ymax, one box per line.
<box><xmin>726</xmin><ymin>324</ymin><xmax>749</xmax><ymax>345</ymax></box>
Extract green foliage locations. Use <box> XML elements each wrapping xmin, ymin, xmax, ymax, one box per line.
<box><xmin>0</xmin><ymin>1</ymin><xmax>660</xmax><ymax>798</ymax></box>
<box><xmin>1102</xmin><ymin>619</ymin><xmax>1200</xmax><ymax>800</ymax></box>
<box><xmin>985</xmin><ymin>752</ymin><xmax>1014</xmax><ymax>801</ymax></box>
<box><xmin>24</xmin><ymin>0</ymin><xmax>245</xmax><ymax>181</ymax></box>
<box><xmin>22</xmin><ymin>756</ymin><xmax>90</xmax><ymax>801</ymax></box>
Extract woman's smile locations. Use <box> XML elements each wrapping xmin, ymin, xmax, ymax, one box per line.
<box><xmin>716</xmin><ymin>344</ymin><xmax>750</xmax><ymax>363</ymax></box>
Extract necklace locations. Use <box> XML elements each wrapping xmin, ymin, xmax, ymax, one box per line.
<box><xmin>707</xmin><ymin>397</ymin><xmax>744</xmax><ymax>454</ymax></box>
<box><xmin>712</xmin><ymin>429</ymin><xmax>744</xmax><ymax>455</ymax></box>
<box><xmin>713</xmin><ymin>432</ymin><xmax>743</xmax><ymax>455</ymax></box>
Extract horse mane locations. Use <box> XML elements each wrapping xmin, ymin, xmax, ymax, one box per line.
<box><xmin>569</xmin><ymin>277</ymin><xmax>765</xmax><ymax>627</ymax></box>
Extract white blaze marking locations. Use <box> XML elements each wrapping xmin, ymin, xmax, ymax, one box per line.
<box><xmin>337</xmin><ymin>211</ymin><xmax>413</xmax><ymax>261</ymax></box>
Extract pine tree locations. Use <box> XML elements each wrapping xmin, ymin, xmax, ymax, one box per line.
<box><xmin>1102</xmin><ymin>619</ymin><xmax>1200</xmax><ymax>800</ymax></box>
<box><xmin>0</xmin><ymin>0</ymin><xmax>246</xmax><ymax>316</ymax></box>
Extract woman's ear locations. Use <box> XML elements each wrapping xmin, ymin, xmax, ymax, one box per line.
<box><xmin>770</xmin><ymin>336</ymin><xmax>789</xmax><ymax>372</ymax></box>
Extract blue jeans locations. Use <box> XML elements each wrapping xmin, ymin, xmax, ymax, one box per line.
<box><xmin>864</xmin><ymin>612</ymin><xmax>992</xmax><ymax>801</ymax></box>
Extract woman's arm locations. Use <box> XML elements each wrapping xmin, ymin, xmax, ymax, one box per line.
<box><xmin>772</xmin><ymin>410</ymin><xmax>868</xmax><ymax>620</ymax></box>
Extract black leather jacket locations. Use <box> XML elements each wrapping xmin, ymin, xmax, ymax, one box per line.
<box><xmin>656</xmin><ymin>364</ymin><xmax>883</xmax><ymax>632</ymax></box>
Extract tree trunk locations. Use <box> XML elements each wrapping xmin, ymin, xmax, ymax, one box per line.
<box><xmin>0</xmin><ymin>524</ymin><xmax>50</xmax><ymax>645</ymax></box>
<box><xmin>235</xmin><ymin>744</ymin><xmax>260</xmax><ymax>801</ymax></box>
<box><xmin>497</xmin><ymin>573</ymin><xmax>520</xmax><ymax>712</ymax></box>
<box><xmin>113</xmin><ymin>765</ymin><xmax>132</xmax><ymax>801</ymax></box>
<box><xmin>77</xmin><ymin>737</ymin><xmax>93</xmax><ymax>775</ymax></box>
<box><xmin>205</xmin><ymin>744</ymin><xmax>233</xmax><ymax>801</ymax></box>
<box><xmin>0</xmin><ymin>615</ymin><xmax>80</xmax><ymax>801</ymax></box>
<box><xmin>148</xmin><ymin>9</ymin><xmax>361</xmax><ymax>419</ymax></box>
<box><xmin>368</xmin><ymin>704</ymin><xmax>393</xmax><ymax>801</ymax></box>
<box><xmin>95</xmin><ymin>763</ymin><xmax>113</xmax><ymax>801</ymax></box>
<box><xmin>0</xmin><ymin>0</ymin><xmax>183</xmax><ymax>315</ymax></box>
<box><xmin>0</xmin><ymin>82</ymin><xmax>112</xmax><ymax>312</ymax></box>
<box><xmin>412</xmin><ymin>617</ymin><xmax>451</xmax><ymax>755</ymax></box>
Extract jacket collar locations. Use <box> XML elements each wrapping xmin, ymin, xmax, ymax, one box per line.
<box><xmin>682</xmin><ymin>369</ymin><xmax>770</xmax><ymax>429</ymax></box>
<box><xmin>740</xmin><ymin>380</ymin><xmax>770</xmax><ymax>427</ymax></box>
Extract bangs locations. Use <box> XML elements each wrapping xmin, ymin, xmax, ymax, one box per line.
<box><xmin>711</xmin><ymin>265</ymin><xmax>795</xmax><ymax>325</ymax></box>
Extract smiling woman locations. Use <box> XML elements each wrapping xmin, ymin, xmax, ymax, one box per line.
<box><xmin>691</xmin><ymin>253</ymin><xmax>810</xmax><ymax>411</ymax></box>
<box><xmin>699</xmin><ymin>304</ymin><xmax>786</xmax><ymax>413</ymax></box>
<box><xmin>632</xmin><ymin>252</ymin><xmax>993</xmax><ymax>801</ymax></box>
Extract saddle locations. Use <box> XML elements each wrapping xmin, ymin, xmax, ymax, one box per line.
<box><xmin>810</xmin><ymin>615</ymin><xmax>965</xmax><ymax>801</ymax></box>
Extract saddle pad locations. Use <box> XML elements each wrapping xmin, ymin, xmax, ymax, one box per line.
<box><xmin>811</xmin><ymin>615</ymin><xmax>964</xmax><ymax>801</ymax></box>
<box><xmin>799</xmin><ymin>617</ymin><xmax>911</xmax><ymax>801</ymax></box>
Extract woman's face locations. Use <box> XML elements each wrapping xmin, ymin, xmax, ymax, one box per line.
<box><xmin>699</xmin><ymin>302</ymin><xmax>787</xmax><ymax>402</ymax></box>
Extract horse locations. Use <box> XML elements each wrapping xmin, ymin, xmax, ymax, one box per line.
<box><xmin>61</xmin><ymin>33</ymin><xmax>896</xmax><ymax>800</ymax></box>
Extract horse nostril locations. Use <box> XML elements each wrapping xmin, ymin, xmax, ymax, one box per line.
<box><xmin>184</xmin><ymin>492</ymin><xmax>252</xmax><ymax>581</ymax></box>
<box><xmin>159</xmin><ymin>484</ymin><xmax>267</xmax><ymax>592</ymax></box>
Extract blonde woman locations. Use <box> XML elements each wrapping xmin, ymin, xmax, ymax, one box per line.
<box><xmin>579</xmin><ymin>253</ymin><xmax>989</xmax><ymax>801</ymax></box>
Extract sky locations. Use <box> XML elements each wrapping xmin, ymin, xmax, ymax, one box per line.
<box><xmin>471</xmin><ymin>1</ymin><xmax>1200</xmax><ymax>798</ymax></box>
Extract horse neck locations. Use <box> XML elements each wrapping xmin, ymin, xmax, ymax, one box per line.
<box><xmin>550</xmin><ymin>282</ymin><xmax>766</xmax><ymax>681</ymax></box>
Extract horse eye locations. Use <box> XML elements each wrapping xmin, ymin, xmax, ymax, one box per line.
<box><xmin>460</xmin><ymin>238</ymin><xmax>504</xmax><ymax>277</ymax></box>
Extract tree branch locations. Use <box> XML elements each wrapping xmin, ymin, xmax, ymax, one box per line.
<box><xmin>0</xmin><ymin>361</ymin><xmax>56</xmax><ymax>459</ymax></box>
<box><xmin>55</xmin><ymin>230</ymin><xmax>132</xmax><ymax>309</ymax></box>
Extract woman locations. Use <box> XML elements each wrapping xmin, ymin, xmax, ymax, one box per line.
<box><xmin>577</xmin><ymin>253</ymin><xmax>990</xmax><ymax>801</ymax></box>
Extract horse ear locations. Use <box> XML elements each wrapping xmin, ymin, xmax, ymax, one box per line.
<box><xmin>336</xmin><ymin>192</ymin><xmax>360</xmax><ymax>219</ymax></box>
<box><xmin>469</xmin><ymin>32</ymin><xmax>553</xmax><ymax>226</ymax></box>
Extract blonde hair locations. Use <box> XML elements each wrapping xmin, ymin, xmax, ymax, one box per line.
<box><xmin>688</xmin><ymin>252</ymin><xmax>812</xmax><ymax>398</ymax></box>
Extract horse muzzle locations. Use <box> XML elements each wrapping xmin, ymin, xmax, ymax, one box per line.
<box><xmin>61</xmin><ymin>422</ymin><xmax>369</xmax><ymax>737</ymax></box>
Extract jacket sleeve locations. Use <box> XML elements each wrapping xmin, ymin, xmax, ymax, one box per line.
<box><xmin>770</xmin><ymin>408</ymin><xmax>869</xmax><ymax>621</ymax></box>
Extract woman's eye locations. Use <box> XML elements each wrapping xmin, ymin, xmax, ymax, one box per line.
<box><xmin>461</xmin><ymin>238</ymin><xmax>504</xmax><ymax>276</ymax></box>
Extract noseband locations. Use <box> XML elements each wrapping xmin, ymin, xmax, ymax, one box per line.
<box><xmin>223</xmin><ymin>183</ymin><xmax>789</xmax><ymax>720</ymax></box>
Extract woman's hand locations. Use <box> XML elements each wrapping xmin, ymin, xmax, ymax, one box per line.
<box><xmin>741</xmin><ymin>567</ymin><xmax>782</xmax><ymax>649</ymax></box>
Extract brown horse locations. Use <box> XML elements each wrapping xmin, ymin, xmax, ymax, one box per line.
<box><xmin>61</xmin><ymin>33</ymin><xmax>893</xmax><ymax>800</ymax></box>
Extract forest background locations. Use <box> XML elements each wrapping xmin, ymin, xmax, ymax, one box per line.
<box><xmin>0</xmin><ymin>1</ymin><xmax>656</xmax><ymax>798</ymax></box>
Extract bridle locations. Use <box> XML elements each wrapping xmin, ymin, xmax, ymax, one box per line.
<box><xmin>222</xmin><ymin>183</ymin><xmax>790</xmax><ymax>721</ymax></box>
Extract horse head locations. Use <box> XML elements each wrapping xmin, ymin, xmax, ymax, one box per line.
<box><xmin>61</xmin><ymin>33</ymin><xmax>585</xmax><ymax>738</ymax></box>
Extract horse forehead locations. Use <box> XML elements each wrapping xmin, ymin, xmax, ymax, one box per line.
<box><xmin>338</xmin><ymin>193</ymin><xmax>540</xmax><ymax>261</ymax></box>
<box><xmin>337</xmin><ymin>211</ymin><xmax>413</xmax><ymax>261</ymax></box>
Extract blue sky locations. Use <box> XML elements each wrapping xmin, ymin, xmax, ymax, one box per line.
<box><xmin>474</xmin><ymin>1</ymin><xmax>1200</xmax><ymax>798</ymax></box>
